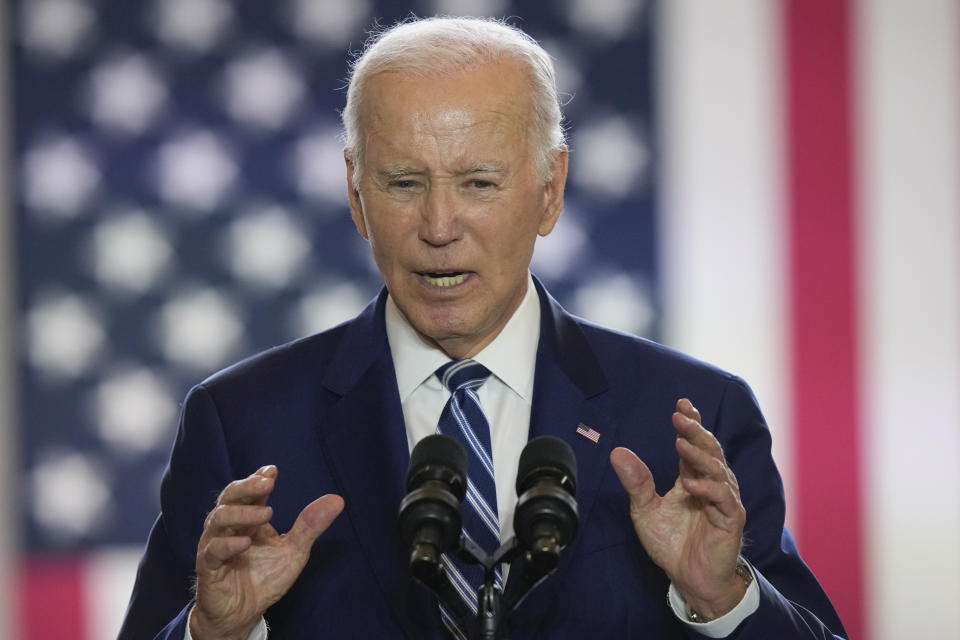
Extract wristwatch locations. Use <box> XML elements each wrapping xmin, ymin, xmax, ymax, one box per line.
<box><xmin>684</xmin><ymin>556</ymin><xmax>755</xmax><ymax>623</ymax></box>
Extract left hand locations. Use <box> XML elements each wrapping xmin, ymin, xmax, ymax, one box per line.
<box><xmin>610</xmin><ymin>398</ymin><xmax>747</xmax><ymax>620</ymax></box>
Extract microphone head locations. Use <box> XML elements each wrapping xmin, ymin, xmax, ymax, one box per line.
<box><xmin>399</xmin><ymin>435</ymin><xmax>467</xmax><ymax>558</ymax></box>
<box><xmin>406</xmin><ymin>434</ymin><xmax>468</xmax><ymax>495</ymax></box>
<box><xmin>516</xmin><ymin>436</ymin><xmax>577</xmax><ymax>496</ymax></box>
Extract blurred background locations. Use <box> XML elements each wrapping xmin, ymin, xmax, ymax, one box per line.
<box><xmin>1</xmin><ymin>1</ymin><xmax>957</xmax><ymax>638</ymax></box>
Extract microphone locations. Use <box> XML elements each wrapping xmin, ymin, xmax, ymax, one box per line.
<box><xmin>513</xmin><ymin>436</ymin><xmax>579</xmax><ymax>574</ymax></box>
<box><xmin>397</xmin><ymin>434</ymin><xmax>468</xmax><ymax>581</ymax></box>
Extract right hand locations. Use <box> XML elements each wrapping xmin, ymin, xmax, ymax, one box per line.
<box><xmin>190</xmin><ymin>465</ymin><xmax>344</xmax><ymax>640</ymax></box>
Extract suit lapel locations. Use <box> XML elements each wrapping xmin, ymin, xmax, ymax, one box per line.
<box><xmin>316</xmin><ymin>291</ymin><xmax>439</xmax><ymax>636</ymax></box>
<box><xmin>506</xmin><ymin>279</ymin><xmax>623</xmax><ymax>629</ymax></box>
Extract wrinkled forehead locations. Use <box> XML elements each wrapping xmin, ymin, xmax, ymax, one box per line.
<box><xmin>359</xmin><ymin>64</ymin><xmax>535</xmax><ymax>162</ymax></box>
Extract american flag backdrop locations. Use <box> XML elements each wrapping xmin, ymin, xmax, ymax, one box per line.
<box><xmin>1</xmin><ymin>1</ymin><xmax>957</xmax><ymax>639</ymax></box>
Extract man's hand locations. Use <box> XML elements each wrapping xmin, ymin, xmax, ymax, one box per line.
<box><xmin>610</xmin><ymin>398</ymin><xmax>746</xmax><ymax>620</ymax></box>
<box><xmin>190</xmin><ymin>465</ymin><xmax>344</xmax><ymax>640</ymax></box>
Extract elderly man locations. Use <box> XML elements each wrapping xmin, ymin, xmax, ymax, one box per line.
<box><xmin>120</xmin><ymin>17</ymin><xmax>846</xmax><ymax>640</ymax></box>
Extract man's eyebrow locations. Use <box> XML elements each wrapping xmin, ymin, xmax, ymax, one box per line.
<box><xmin>376</xmin><ymin>165</ymin><xmax>507</xmax><ymax>179</ymax></box>
<box><xmin>458</xmin><ymin>164</ymin><xmax>506</xmax><ymax>175</ymax></box>
<box><xmin>377</xmin><ymin>166</ymin><xmax>424</xmax><ymax>180</ymax></box>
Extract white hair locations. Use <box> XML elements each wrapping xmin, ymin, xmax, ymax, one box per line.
<box><xmin>342</xmin><ymin>16</ymin><xmax>567</xmax><ymax>187</ymax></box>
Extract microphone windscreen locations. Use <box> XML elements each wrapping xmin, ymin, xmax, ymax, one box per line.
<box><xmin>516</xmin><ymin>436</ymin><xmax>577</xmax><ymax>495</ymax></box>
<box><xmin>407</xmin><ymin>434</ymin><xmax>468</xmax><ymax>490</ymax></box>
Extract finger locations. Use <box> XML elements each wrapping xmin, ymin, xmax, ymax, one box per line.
<box><xmin>217</xmin><ymin>466</ymin><xmax>277</xmax><ymax>507</ymax></box>
<box><xmin>676</xmin><ymin>398</ymin><xmax>702</xmax><ymax>423</ymax></box>
<box><xmin>203</xmin><ymin>504</ymin><xmax>273</xmax><ymax>537</ymax></box>
<box><xmin>675</xmin><ymin>437</ymin><xmax>739</xmax><ymax>488</ymax></box>
<box><xmin>676</xmin><ymin>436</ymin><xmax>740</xmax><ymax>490</ymax></box>
<box><xmin>609</xmin><ymin>447</ymin><xmax>659</xmax><ymax>510</ymax></box>
<box><xmin>681</xmin><ymin>477</ymin><xmax>745</xmax><ymax>525</ymax></box>
<box><xmin>285</xmin><ymin>494</ymin><xmax>345</xmax><ymax>552</ymax></box>
<box><xmin>197</xmin><ymin>535</ymin><xmax>253</xmax><ymax>572</ymax></box>
<box><xmin>672</xmin><ymin>411</ymin><xmax>725</xmax><ymax>461</ymax></box>
<box><xmin>675</xmin><ymin>436</ymin><xmax>720</xmax><ymax>476</ymax></box>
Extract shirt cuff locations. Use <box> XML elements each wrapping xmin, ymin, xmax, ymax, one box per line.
<box><xmin>667</xmin><ymin>563</ymin><xmax>760</xmax><ymax>639</ymax></box>
<box><xmin>185</xmin><ymin>605</ymin><xmax>269</xmax><ymax>640</ymax></box>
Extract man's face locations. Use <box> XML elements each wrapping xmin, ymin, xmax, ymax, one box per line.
<box><xmin>347</xmin><ymin>59</ymin><xmax>567</xmax><ymax>358</ymax></box>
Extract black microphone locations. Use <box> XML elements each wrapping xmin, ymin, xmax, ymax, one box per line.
<box><xmin>513</xmin><ymin>436</ymin><xmax>579</xmax><ymax>574</ymax></box>
<box><xmin>397</xmin><ymin>434</ymin><xmax>468</xmax><ymax>581</ymax></box>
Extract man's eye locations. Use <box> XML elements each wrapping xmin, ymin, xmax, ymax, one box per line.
<box><xmin>468</xmin><ymin>179</ymin><xmax>495</xmax><ymax>189</ymax></box>
<box><xmin>390</xmin><ymin>180</ymin><xmax>418</xmax><ymax>190</ymax></box>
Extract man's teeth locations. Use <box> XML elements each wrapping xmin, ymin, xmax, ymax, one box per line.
<box><xmin>424</xmin><ymin>273</ymin><xmax>466</xmax><ymax>287</ymax></box>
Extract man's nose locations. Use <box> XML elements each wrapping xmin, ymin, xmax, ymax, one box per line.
<box><xmin>419</xmin><ymin>185</ymin><xmax>462</xmax><ymax>246</ymax></box>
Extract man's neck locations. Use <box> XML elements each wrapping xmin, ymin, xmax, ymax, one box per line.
<box><xmin>385</xmin><ymin>273</ymin><xmax>541</xmax><ymax>403</ymax></box>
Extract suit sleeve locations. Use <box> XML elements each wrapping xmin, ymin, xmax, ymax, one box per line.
<box><xmin>707</xmin><ymin>376</ymin><xmax>848</xmax><ymax>640</ymax></box>
<box><xmin>118</xmin><ymin>384</ymin><xmax>238</xmax><ymax>640</ymax></box>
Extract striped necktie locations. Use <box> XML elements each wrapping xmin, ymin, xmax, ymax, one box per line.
<box><xmin>435</xmin><ymin>359</ymin><xmax>502</xmax><ymax>639</ymax></box>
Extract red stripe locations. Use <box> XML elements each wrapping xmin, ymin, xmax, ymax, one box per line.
<box><xmin>19</xmin><ymin>556</ymin><xmax>87</xmax><ymax>640</ymax></box>
<box><xmin>784</xmin><ymin>1</ymin><xmax>864</xmax><ymax>638</ymax></box>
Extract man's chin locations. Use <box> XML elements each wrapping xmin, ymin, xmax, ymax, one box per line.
<box><xmin>394</xmin><ymin>298</ymin><xmax>500</xmax><ymax>357</ymax></box>
<box><xmin>410</xmin><ymin>319</ymin><xmax>491</xmax><ymax>359</ymax></box>
<box><xmin>410</xmin><ymin>322</ymin><xmax>470</xmax><ymax>350</ymax></box>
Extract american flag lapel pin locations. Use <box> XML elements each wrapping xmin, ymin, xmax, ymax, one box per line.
<box><xmin>575</xmin><ymin>422</ymin><xmax>601</xmax><ymax>443</ymax></box>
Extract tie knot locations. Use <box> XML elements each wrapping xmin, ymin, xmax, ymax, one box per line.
<box><xmin>436</xmin><ymin>359</ymin><xmax>491</xmax><ymax>393</ymax></box>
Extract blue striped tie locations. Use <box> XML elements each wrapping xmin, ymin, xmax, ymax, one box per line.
<box><xmin>435</xmin><ymin>359</ymin><xmax>502</xmax><ymax>638</ymax></box>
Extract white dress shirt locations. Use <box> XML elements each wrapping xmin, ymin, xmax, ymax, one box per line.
<box><xmin>386</xmin><ymin>273</ymin><xmax>541</xmax><ymax>545</ymax></box>
<box><xmin>186</xmin><ymin>273</ymin><xmax>758</xmax><ymax>639</ymax></box>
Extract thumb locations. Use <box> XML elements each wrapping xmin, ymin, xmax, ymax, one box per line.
<box><xmin>286</xmin><ymin>494</ymin><xmax>345</xmax><ymax>551</ymax></box>
<box><xmin>610</xmin><ymin>447</ymin><xmax>658</xmax><ymax>510</ymax></box>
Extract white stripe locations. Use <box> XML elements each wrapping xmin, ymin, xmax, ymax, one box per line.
<box><xmin>465</xmin><ymin>481</ymin><xmax>501</xmax><ymax>538</ymax></box>
<box><xmin>441</xmin><ymin>554</ymin><xmax>479</xmax><ymax>613</ymax></box>
<box><xmin>461</xmin><ymin>528</ymin><xmax>479</xmax><ymax>547</ymax></box>
<box><xmin>450</xmin><ymin>395</ymin><xmax>495</xmax><ymax>478</ymax></box>
<box><xmin>456</xmin><ymin>377</ymin><xmax>486</xmax><ymax>392</ymax></box>
<box><xmin>442</xmin><ymin>558</ymin><xmax>478</xmax><ymax>611</ymax></box>
<box><xmin>450</xmin><ymin>402</ymin><xmax>492</xmax><ymax>476</ymax></box>
<box><xmin>463</xmin><ymin>388</ymin><xmax>495</xmax><ymax>471</ymax></box>
<box><xmin>439</xmin><ymin>604</ymin><xmax>469</xmax><ymax>640</ymax></box>
<box><xmin>0</xmin><ymin>2</ymin><xmax>16</xmax><ymax>636</ymax></box>
<box><xmin>656</xmin><ymin>0</ymin><xmax>793</xmax><ymax>525</ymax></box>
<box><xmin>442</xmin><ymin>360</ymin><xmax>479</xmax><ymax>387</ymax></box>
<box><xmin>84</xmin><ymin>547</ymin><xmax>143</xmax><ymax>640</ymax></box>
<box><xmin>856</xmin><ymin>1</ymin><xmax>960</xmax><ymax>637</ymax></box>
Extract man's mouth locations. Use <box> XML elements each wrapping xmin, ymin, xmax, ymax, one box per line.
<box><xmin>422</xmin><ymin>272</ymin><xmax>468</xmax><ymax>287</ymax></box>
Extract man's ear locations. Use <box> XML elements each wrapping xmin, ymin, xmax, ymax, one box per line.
<box><xmin>345</xmin><ymin>149</ymin><xmax>368</xmax><ymax>240</ymax></box>
<box><xmin>538</xmin><ymin>147</ymin><xmax>568</xmax><ymax>237</ymax></box>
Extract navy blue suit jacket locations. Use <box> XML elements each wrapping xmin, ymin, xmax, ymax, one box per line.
<box><xmin>119</xmin><ymin>281</ymin><xmax>847</xmax><ymax>639</ymax></box>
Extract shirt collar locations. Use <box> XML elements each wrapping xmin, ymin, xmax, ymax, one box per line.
<box><xmin>385</xmin><ymin>273</ymin><xmax>541</xmax><ymax>404</ymax></box>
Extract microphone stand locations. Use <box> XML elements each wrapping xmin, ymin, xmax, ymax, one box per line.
<box><xmin>412</xmin><ymin>534</ymin><xmax>563</xmax><ymax>640</ymax></box>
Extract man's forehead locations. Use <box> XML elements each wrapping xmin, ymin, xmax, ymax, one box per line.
<box><xmin>362</xmin><ymin>108</ymin><xmax>531</xmax><ymax>170</ymax></box>
<box><xmin>363</xmin><ymin>64</ymin><xmax>531</xmax><ymax>127</ymax></box>
<box><xmin>367</xmin><ymin>137</ymin><xmax>520</xmax><ymax>175</ymax></box>
<box><xmin>365</xmin><ymin>97</ymin><xmax>528</xmax><ymax>138</ymax></box>
<box><xmin>365</xmin><ymin>107</ymin><xmax>524</xmax><ymax>145</ymax></box>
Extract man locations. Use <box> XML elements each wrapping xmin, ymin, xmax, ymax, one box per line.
<box><xmin>120</xmin><ymin>17</ymin><xmax>847</xmax><ymax>640</ymax></box>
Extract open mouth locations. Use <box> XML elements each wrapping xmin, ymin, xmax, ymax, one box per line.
<box><xmin>422</xmin><ymin>272</ymin><xmax>468</xmax><ymax>287</ymax></box>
